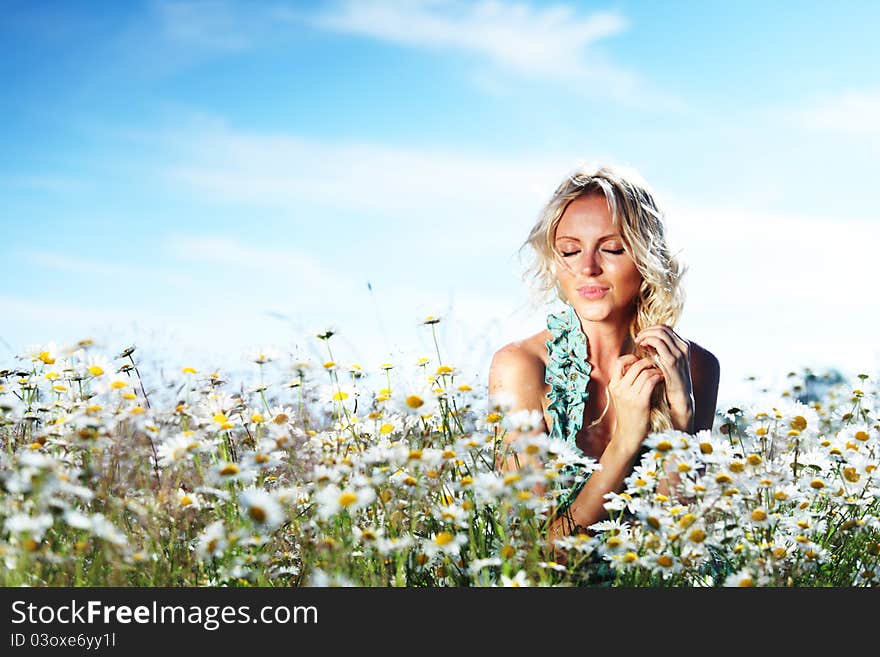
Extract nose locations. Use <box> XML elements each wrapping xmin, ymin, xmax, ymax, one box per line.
<box><xmin>579</xmin><ymin>249</ymin><xmax>602</xmax><ymax>276</ymax></box>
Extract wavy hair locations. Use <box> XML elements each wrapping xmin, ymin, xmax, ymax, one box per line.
<box><xmin>521</xmin><ymin>163</ymin><xmax>687</xmax><ymax>433</ymax></box>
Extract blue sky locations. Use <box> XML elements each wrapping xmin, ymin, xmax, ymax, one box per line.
<box><xmin>2</xmin><ymin>0</ymin><xmax>879</xmax><ymax>407</ymax></box>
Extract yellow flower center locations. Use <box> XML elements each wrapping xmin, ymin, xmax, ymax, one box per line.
<box><xmin>855</xmin><ymin>430</ymin><xmax>869</xmax><ymax>441</ymax></box>
<box><xmin>656</xmin><ymin>440</ymin><xmax>673</xmax><ymax>452</ymax></box>
<box><xmin>699</xmin><ymin>442</ymin><xmax>713</xmax><ymax>454</ymax></box>
<box><xmin>88</xmin><ymin>365</ymin><xmax>104</xmax><ymax>376</ymax></box>
<box><xmin>843</xmin><ymin>467</ymin><xmax>860</xmax><ymax>483</ymax></box>
<box><xmin>689</xmin><ymin>529</ymin><xmax>706</xmax><ymax>543</ymax></box>
<box><xmin>810</xmin><ymin>479</ymin><xmax>825</xmax><ymax>490</ymax></box>
<box><xmin>338</xmin><ymin>492</ymin><xmax>358</xmax><ymax>507</ymax></box>
<box><xmin>790</xmin><ymin>416</ymin><xmax>807</xmax><ymax>431</ymax></box>
<box><xmin>657</xmin><ymin>555</ymin><xmax>674</xmax><ymax>568</ymax></box>
<box><xmin>219</xmin><ymin>463</ymin><xmax>240</xmax><ymax>476</ymax></box>
<box><xmin>747</xmin><ymin>454</ymin><xmax>762</xmax><ymax>466</ymax></box>
<box><xmin>679</xmin><ymin>514</ymin><xmax>697</xmax><ymax>528</ymax></box>
<box><xmin>751</xmin><ymin>509</ymin><xmax>768</xmax><ymax>522</ymax></box>
<box><xmin>379</xmin><ymin>423</ymin><xmax>395</xmax><ymax>435</ymax></box>
<box><xmin>406</xmin><ymin>395</ymin><xmax>425</xmax><ymax>409</ymax></box>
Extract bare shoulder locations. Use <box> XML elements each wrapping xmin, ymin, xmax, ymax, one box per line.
<box><xmin>489</xmin><ymin>336</ymin><xmax>545</xmax><ymax>383</ymax></box>
<box><xmin>488</xmin><ymin>331</ymin><xmax>550</xmax><ymax>410</ymax></box>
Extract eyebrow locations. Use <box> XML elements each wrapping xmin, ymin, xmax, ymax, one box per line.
<box><xmin>554</xmin><ymin>234</ymin><xmax>620</xmax><ymax>242</ymax></box>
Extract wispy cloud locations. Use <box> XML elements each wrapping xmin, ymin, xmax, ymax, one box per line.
<box><xmin>798</xmin><ymin>90</ymin><xmax>880</xmax><ymax>137</ymax></box>
<box><xmin>165</xmin><ymin>123</ymin><xmax>569</xmax><ymax>242</ymax></box>
<box><xmin>308</xmin><ymin>0</ymin><xmax>627</xmax><ymax>80</ymax></box>
<box><xmin>164</xmin><ymin>234</ymin><xmax>351</xmax><ymax>291</ymax></box>
<box><xmin>154</xmin><ymin>0</ymin><xmax>252</xmax><ymax>51</ymax></box>
<box><xmin>21</xmin><ymin>251</ymin><xmax>194</xmax><ymax>287</ymax></box>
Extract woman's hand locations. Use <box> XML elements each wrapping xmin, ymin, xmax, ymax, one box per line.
<box><xmin>634</xmin><ymin>326</ymin><xmax>694</xmax><ymax>432</ymax></box>
<box><xmin>607</xmin><ymin>354</ymin><xmax>664</xmax><ymax>453</ymax></box>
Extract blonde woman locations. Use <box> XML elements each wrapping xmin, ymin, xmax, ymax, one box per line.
<box><xmin>489</xmin><ymin>163</ymin><xmax>720</xmax><ymax>542</ymax></box>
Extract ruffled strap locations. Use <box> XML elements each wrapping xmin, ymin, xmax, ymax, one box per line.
<box><xmin>544</xmin><ymin>303</ymin><xmax>592</xmax><ymax>514</ymax></box>
<box><xmin>545</xmin><ymin>303</ymin><xmax>592</xmax><ymax>449</ymax></box>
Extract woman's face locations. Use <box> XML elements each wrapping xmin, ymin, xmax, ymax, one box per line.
<box><xmin>553</xmin><ymin>193</ymin><xmax>643</xmax><ymax>324</ymax></box>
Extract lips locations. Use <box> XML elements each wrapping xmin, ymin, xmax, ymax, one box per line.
<box><xmin>577</xmin><ymin>285</ymin><xmax>609</xmax><ymax>299</ymax></box>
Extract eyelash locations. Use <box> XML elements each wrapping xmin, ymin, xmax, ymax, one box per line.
<box><xmin>561</xmin><ymin>248</ymin><xmax>625</xmax><ymax>257</ymax></box>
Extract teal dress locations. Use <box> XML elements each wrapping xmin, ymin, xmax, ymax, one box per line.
<box><xmin>544</xmin><ymin>303</ymin><xmax>594</xmax><ymax>515</ymax></box>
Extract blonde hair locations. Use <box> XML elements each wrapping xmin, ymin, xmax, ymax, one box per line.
<box><xmin>521</xmin><ymin>163</ymin><xmax>687</xmax><ymax>433</ymax></box>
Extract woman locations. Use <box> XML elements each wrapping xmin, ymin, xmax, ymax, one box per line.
<box><xmin>489</xmin><ymin>163</ymin><xmax>720</xmax><ymax>544</ymax></box>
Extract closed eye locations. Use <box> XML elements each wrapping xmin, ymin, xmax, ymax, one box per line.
<box><xmin>561</xmin><ymin>248</ymin><xmax>625</xmax><ymax>257</ymax></box>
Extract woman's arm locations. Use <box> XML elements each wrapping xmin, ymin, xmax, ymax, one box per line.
<box><xmin>546</xmin><ymin>354</ymin><xmax>663</xmax><ymax>541</ymax></box>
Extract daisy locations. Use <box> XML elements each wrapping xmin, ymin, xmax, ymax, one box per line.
<box><xmin>175</xmin><ymin>488</ymin><xmax>204</xmax><ymax>510</ymax></box>
<box><xmin>422</xmin><ymin>531</ymin><xmax>467</xmax><ymax>558</ymax></box>
<box><xmin>499</xmin><ymin>570</ymin><xmax>530</xmax><ymax>587</ymax></box>
<box><xmin>239</xmin><ymin>488</ymin><xmax>284</xmax><ymax>530</ymax></box>
<box><xmin>209</xmin><ymin>460</ymin><xmax>256</xmax><ymax>485</ymax></box>
<box><xmin>246</xmin><ymin>345</ymin><xmax>281</xmax><ymax>365</ymax></box>
<box><xmin>313</xmin><ymin>484</ymin><xmax>376</xmax><ymax>520</ymax></box>
<box><xmin>723</xmin><ymin>567</ymin><xmax>763</xmax><ymax>587</ymax></box>
<box><xmin>4</xmin><ymin>513</ymin><xmax>53</xmax><ymax>541</ymax></box>
<box><xmin>196</xmin><ymin>520</ymin><xmax>228</xmax><ymax>560</ymax></box>
<box><xmin>84</xmin><ymin>354</ymin><xmax>113</xmax><ymax>378</ymax></box>
<box><xmin>156</xmin><ymin>431</ymin><xmax>204</xmax><ymax>467</ymax></box>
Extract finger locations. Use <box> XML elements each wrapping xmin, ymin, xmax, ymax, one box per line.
<box><xmin>621</xmin><ymin>358</ymin><xmax>659</xmax><ymax>386</ymax></box>
<box><xmin>636</xmin><ymin>335</ymin><xmax>678</xmax><ymax>367</ymax></box>
<box><xmin>636</xmin><ymin>326</ymin><xmax>688</xmax><ymax>354</ymax></box>
<box><xmin>634</xmin><ymin>368</ymin><xmax>664</xmax><ymax>397</ymax></box>
<box><xmin>612</xmin><ymin>354</ymin><xmax>639</xmax><ymax>382</ymax></box>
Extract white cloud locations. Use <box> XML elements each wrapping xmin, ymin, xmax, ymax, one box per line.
<box><xmin>309</xmin><ymin>0</ymin><xmax>627</xmax><ymax>81</ymax></box>
<box><xmin>798</xmin><ymin>90</ymin><xmax>880</xmax><ymax>137</ymax></box>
